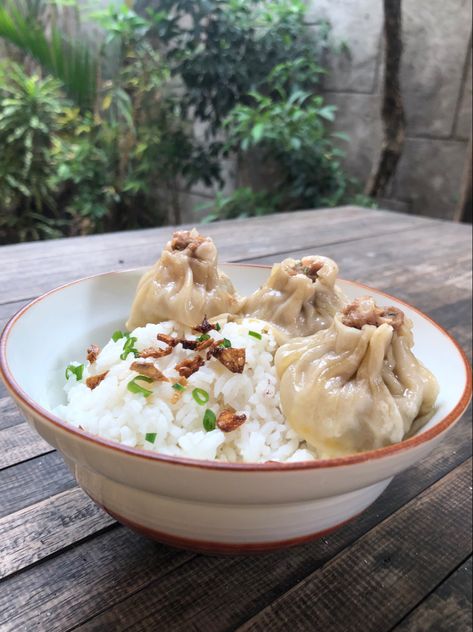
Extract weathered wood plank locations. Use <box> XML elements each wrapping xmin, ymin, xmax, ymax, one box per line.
<box><xmin>0</xmin><ymin>396</ymin><xmax>22</xmax><ymax>431</ymax></box>
<box><xmin>0</xmin><ymin>528</ymin><xmax>194</xmax><ymax>632</ymax></box>
<box><xmin>0</xmin><ymin>423</ymin><xmax>53</xmax><ymax>470</ymax></box>
<box><xmin>0</xmin><ymin>210</ymin><xmax>469</xmax><ymax>632</ymax></box>
<box><xmin>11</xmin><ymin>411</ymin><xmax>464</xmax><ymax>632</ymax></box>
<box><xmin>0</xmin><ymin>396</ymin><xmax>468</xmax><ymax>586</ymax></box>
<box><xmin>393</xmin><ymin>557</ymin><xmax>472</xmax><ymax>632</ymax></box>
<box><xmin>0</xmin><ymin>208</ymin><xmax>438</xmax><ymax>303</ymax></box>
<box><xmin>250</xmin><ymin>221</ymin><xmax>472</xmax><ymax>295</ymax></box>
<box><xmin>0</xmin><ymin>451</ymin><xmax>74</xmax><ymax>519</ymax></box>
<box><xmin>235</xmin><ymin>460</ymin><xmax>472</xmax><ymax>632</ymax></box>
<box><xmin>0</xmin><ymin>488</ymin><xmax>115</xmax><ymax>579</ymax></box>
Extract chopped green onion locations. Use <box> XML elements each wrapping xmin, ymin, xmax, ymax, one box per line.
<box><xmin>112</xmin><ymin>330</ymin><xmax>124</xmax><ymax>342</ymax></box>
<box><xmin>203</xmin><ymin>409</ymin><xmax>216</xmax><ymax>432</ymax></box>
<box><xmin>221</xmin><ymin>338</ymin><xmax>232</xmax><ymax>348</ymax></box>
<box><xmin>215</xmin><ymin>323</ymin><xmax>221</xmax><ymax>331</ymax></box>
<box><xmin>145</xmin><ymin>432</ymin><xmax>157</xmax><ymax>443</ymax></box>
<box><xmin>196</xmin><ymin>333</ymin><xmax>211</xmax><ymax>342</ymax></box>
<box><xmin>127</xmin><ymin>375</ymin><xmax>154</xmax><ymax>397</ymax></box>
<box><xmin>172</xmin><ymin>383</ymin><xmax>186</xmax><ymax>392</ymax></box>
<box><xmin>248</xmin><ymin>330</ymin><xmax>262</xmax><ymax>340</ymax></box>
<box><xmin>120</xmin><ymin>336</ymin><xmax>138</xmax><ymax>360</ymax></box>
<box><xmin>192</xmin><ymin>387</ymin><xmax>209</xmax><ymax>405</ymax></box>
<box><xmin>65</xmin><ymin>364</ymin><xmax>84</xmax><ymax>381</ymax></box>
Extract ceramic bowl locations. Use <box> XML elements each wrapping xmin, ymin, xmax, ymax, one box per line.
<box><xmin>1</xmin><ymin>265</ymin><xmax>471</xmax><ymax>554</ymax></box>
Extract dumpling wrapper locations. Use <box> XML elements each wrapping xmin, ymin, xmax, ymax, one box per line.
<box><xmin>275</xmin><ymin>296</ymin><xmax>439</xmax><ymax>458</ymax></box>
<box><xmin>127</xmin><ymin>229</ymin><xmax>242</xmax><ymax>330</ymax></box>
<box><xmin>242</xmin><ymin>255</ymin><xmax>348</xmax><ymax>342</ymax></box>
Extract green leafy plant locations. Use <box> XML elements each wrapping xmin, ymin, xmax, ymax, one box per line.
<box><xmin>152</xmin><ymin>0</ymin><xmax>331</xmax><ymax>132</ymax></box>
<box><xmin>0</xmin><ymin>0</ymin><xmax>96</xmax><ymax>109</ymax></box>
<box><xmin>223</xmin><ymin>78</ymin><xmax>352</xmax><ymax>212</ymax></box>
<box><xmin>0</xmin><ymin>0</ymin><xmax>368</xmax><ymax>244</ymax></box>
<box><xmin>199</xmin><ymin>187</ymin><xmax>280</xmax><ymax>222</ymax></box>
<box><xmin>0</xmin><ymin>62</ymin><xmax>69</xmax><ymax>241</ymax></box>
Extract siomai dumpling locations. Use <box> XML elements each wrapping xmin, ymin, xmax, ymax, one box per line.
<box><xmin>126</xmin><ymin>229</ymin><xmax>241</xmax><ymax>330</ymax></box>
<box><xmin>242</xmin><ymin>255</ymin><xmax>347</xmax><ymax>340</ymax></box>
<box><xmin>275</xmin><ymin>296</ymin><xmax>439</xmax><ymax>458</ymax></box>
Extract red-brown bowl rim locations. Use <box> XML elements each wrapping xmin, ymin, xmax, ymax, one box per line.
<box><xmin>0</xmin><ymin>264</ymin><xmax>471</xmax><ymax>472</ymax></box>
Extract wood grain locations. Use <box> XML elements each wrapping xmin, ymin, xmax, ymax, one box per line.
<box><xmin>0</xmin><ymin>528</ymin><xmax>193</xmax><ymax>632</ymax></box>
<box><xmin>0</xmin><ymin>488</ymin><xmax>115</xmax><ymax>579</ymax></box>
<box><xmin>0</xmin><ymin>420</ymin><xmax>470</xmax><ymax>630</ymax></box>
<box><xmin>235</xmin><ymin>460</ymin><xmax>472</xmax><ymax>632</ymax></box>
<box><xmin>67</xmin><ymin>417</ymin><xmax>471</xmax><ymax>632</ymax></box>
<box><xmin>0</xmin><ymin>208</ymin><xmax>470</xmax><ymax>632</ymax></box>
<box><xmin>0</xmin><ymin>423</ymin><xmax>53</xmax><ymax>470</ymax></box>
<box><xmin>0</xmin><ymin>396</ymin><xmax>22</xmax><ymax>431</ymax></box>
<box><xmin>0</xmin><ymin>451</ymin><xmax>74</xmax><ymax>519</ymax></box>
<box><xmin>393</xmin><ymin>557</ymin><xmax>472</xmax><ymax>632</ymax></box>
<box><xmin>0</xmin><ymin>207</ymin><xmax>437</xmax><ymax>303</ymax></box>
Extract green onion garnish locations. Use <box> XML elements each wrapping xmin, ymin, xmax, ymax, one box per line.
<box><xmin>215</xmin><ymin>323</ymin><xmax>221</xmax><ymax>331</ymax></box>
<box><xmin>196</xmin><ymin>333</ymin><xmax>211</xmax><ymax>342</ymax></box>
<box><xmin>127</xmin><ymin>375</ymin><xmax>154</xmax><ymax>397</ymax></box>
<box><xmin>120</xmin><ymin>336</ymin><xmax>138</xmax><ymax>360</ymax></box>
<box><xmin>192</xmin><ymin>387</ymin><xmax>209</xmax><ymax>405</ymax></box>
<box><xmin>112</xmin><ymin>330</ymin><xmax>124</xmax><ymax>342</ymax></box>
<box><xmin>248</xmin><ymin>330</ymin><xmax>262</xmax><ymax>340</ymax></box>
<box><xmin>172</xmin><ymin>383</ymin><xmax>186</xmax><ymax>392</ymax></box>
<box><xmin>203</xmin><ymin>409</ymin><xmax>216</xmax><ymax>431</ymax></box>
<box><xmin>145</xmin><ymin>432</ymin><xmax>157</xmax><ymax>443</ymax></box>
<box><xmin>65</xmin><ymin>364</ymin><xmax>84</xmax><ymax>381</ymax></box>
<box><xmin>221</xmin><ymin>338</ymin><xmax>232</xmax><ymax>348</ymax></box>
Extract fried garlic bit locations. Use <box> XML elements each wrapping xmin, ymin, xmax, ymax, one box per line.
<box><xmin>193</xmin><ymin>315</ymin><xmax>218</xmax><ymax>334</ymax></box>
<box><xmin>217</xmin><ymin>409</ymin><xmax>247</xmax><ymax>432</ymax></box>
<box><xmin>175</xmin><ymin>355</ymin><xmax>205</xmax><ymax>378</ymax></box>
<box><xmin>86</xmin><ymin>344</ymin><xmax>100</xmax><ymax>363</ymax></box>
<box><xmin>130</xmin><ymin>361</ymin><xmax>169</xmax><ymax>382</ymax></box>
<box><xmin>212</xmin><ymin>347</ymin><xmax>246</xmax><ymax>374</ymax></box>
<box><xmin>86</xmin><ymin>371</ymin><xmax>109</xmax><ymax>390</ymax></box>
<box><xmin>139</xmin><ymin>346</ymin><xmax>173</xmax><ymax>359</ymax></box>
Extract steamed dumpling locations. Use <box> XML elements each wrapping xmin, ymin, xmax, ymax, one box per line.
<box><xmin>127</xmin><ymin>229</ymin><xmax>241</xmax><ymax>330</ymax></box>
<box><xmin>242</xmin><ymin>255</ymin><xmax>347</xmax><ymax>340</ymax></box>
<box><xmin>275</xmin><ymin>296</ymin><xmax>439</xmax><ymax>458</ymax></box>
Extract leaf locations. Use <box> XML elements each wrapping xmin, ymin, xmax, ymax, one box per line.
<box><xmin>290</xmin><ymin>137</ymin><xmax>301</xmax><ymax>151</ymax></box>
<box><xmin>251</xmin><ymin>122</ymin><xmax>265</xmax><ymax>143</ymax></box>
<box><xmin>318</xmin><ymin>105</ymin><xmax>336</xmax><ymax>122</ymax></box>
<box><xmin>101</xmin><ymin>94</ymin><xmax>112</xmax><ymax>111</ymax></box>
<box><xmin>0</xmin><ymin>2</ymin><xmax>97</xmax><ymax>110</ymax></box>
<box><xmin>332</xmin><ymin>131</ymin><xmax>350</xmax><ymax>142</ymax></box>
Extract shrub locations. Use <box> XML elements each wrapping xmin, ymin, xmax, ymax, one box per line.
<box><xmin>0</xmin><ymin>63</ymin><xmax>69</xmax><ymax>242</ymax></box>
<box><xmin>0</xmin><ymin>0</ymin><xmax>369</xmax><ymax>243</ymax></box>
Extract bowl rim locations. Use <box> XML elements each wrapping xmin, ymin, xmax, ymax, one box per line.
<box><xmin>0</xmin><ymin>264</ymin><xmax>471</xmax><ymax>472</ymax></box>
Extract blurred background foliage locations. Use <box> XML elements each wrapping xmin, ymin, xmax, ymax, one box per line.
<box><xmin>0</xmin><ymin>0</ymin><xmax>371</xmax><ymax>244</ymax></box>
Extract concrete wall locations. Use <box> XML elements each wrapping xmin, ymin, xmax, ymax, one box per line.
<box><xmin>184</xmin><ymin>0</ymin><xmax>472</xmax><ymax>221</ymax></box>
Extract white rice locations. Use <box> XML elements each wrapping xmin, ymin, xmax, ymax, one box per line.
<box><xmin>53</xmin><ymin>318</ymin><xmax>317</xmax><ymax>463</ymax></box>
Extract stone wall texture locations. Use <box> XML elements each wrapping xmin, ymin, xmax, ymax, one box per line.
<box><xmin>185</xmin><ymin>0</ymin><xmax>472</xmax><ymax>221</ymax></box>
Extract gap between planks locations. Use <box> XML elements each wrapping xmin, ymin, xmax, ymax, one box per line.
<box><xmin>233</xmin><ymin>460</ymin><xmax>473</xmax><ymax>632</ymax></box>
<box><xmin>0</xmin><ymin>209</ymin><xmax>441</xmax><ymax>306</ymax></box>
<box><xmin>0</xmin><ymin>488</ymin><xmax>115</xmax><ymax>580</ymax></box>
<box><xmin>389</xmin><ymin>556</ymin><xmax>473</xmax><ymax>632</ymax></box>
<box><xmin>0</xmin><ymin>241</ymin><xmax>470</xmax><ymax>467</ymax></box>
<box><xmin>0</xmin><ymin>402</ymin><xmax>469</xmax><ymax>581</ymax></box>
<box><xmin>71</xmin><ymin>459</ymin><xmax>473</xmax><ymax>632</ymax></box>
<box><xmin>0</xmin><ymin>411</ymin><xmax>467</xmax><ymax>631</ymax></box>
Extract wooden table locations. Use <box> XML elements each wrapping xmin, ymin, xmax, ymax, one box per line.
<box><xmin>0</xmin><ymin>207</ymin><xmax>471</xmax><ymax>631</ymax></box>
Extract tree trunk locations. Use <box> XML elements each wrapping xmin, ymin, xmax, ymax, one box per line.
<box><xmin>453</xmin><ymin>135</ymin><xmax>472</xmax><ymax>223</ymax></box>
<box><xmin>365</xmin><ymin>0</ymin><xmax>405</xmax><ymax>198</ymax></box>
